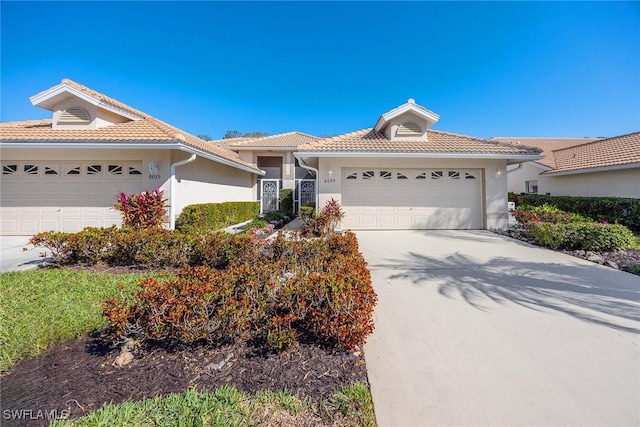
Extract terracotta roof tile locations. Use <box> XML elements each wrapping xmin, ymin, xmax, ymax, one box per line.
<box><xmin>229</xmin><ymin>132</ymin><xmax>318</xmax><ymax>149</ymax></box>
<box><xmin>543</xmin><ymin>132</ymin><xmax>640</xmax><ymax>174</ymax></box>
<box><xmin>298</xmin><ymin>128</ymin><xmax>541</xmax><ymax>155</ymax></box>
<box><xmin>2</xmin><ymin>81</ymin><xmax>262</xmax><ymax>173</ymax></box>
<box><xmin>491</xmin><ymin>137</ymin><xmax>602</xmax><ymax>168</ymax></box>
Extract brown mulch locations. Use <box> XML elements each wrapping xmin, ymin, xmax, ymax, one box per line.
<box><xmin>1</xmin><ymin>335</ymin><xmax>367</xmax><ymax>426</ymax></box>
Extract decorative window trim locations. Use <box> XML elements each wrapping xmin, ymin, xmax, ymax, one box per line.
<box><xmin>345</xmin><ymin>172</ymin><xmax>358</xmax><ymax>180</ymax></box>
<box><xmin>431</xmin><ymin>171</ymin><xmax>443</xmax><ymax>179</ymax></box>
<box><xmin>108</xmin><ymin>164</ymin><xmax>123</xmax><ymax>175</ymax></box>
<box><xmin>24</xmin><ymin>164</ymin><xmax>38</xmax><ymax>175</ymax></box>
<box><xmin>128</xmin><ymin>165</ymin><xmax>142</xmax><ymax>175</ymax></box>
<box><xmin>415</xmin><ymin>172</ymin><xmax>427</xmax><ymax>180</ymax></box>
<box><xmin>448</xmin><ymin>171</ymin><xmax>460</xmax><ymax>180</ymax></box>
<box><xmin>396</xmin><ymin>172</ymin><xmax>408</xmax><ymax>180</ymax></box>
<box><xmin>44</xmin><ymin>165</ymin><xmax>60</xmax><ymax>175</ymax></box>
<box><xmin>362</xmin><ymin>170</ymin><xmax>375</xmax><ymax>180</ymax></box>
<box><xmin>87</xmin><ymin>164</ymin><xmax>102</xmax><ymax>175</ymax></box>
<box><xmin>380</xmin><ymin>170</ymin><xmax>392</xmax><ymax>180</ymax></box>
<box><xmin>464</xmin><ymin>172</ymin><xmax>476</xmax><ymax>180</ymax></box>
<box><xmin>65</xmin><ymin>164</ymin><xmax>81</xmax><ymax>175</ymax></box>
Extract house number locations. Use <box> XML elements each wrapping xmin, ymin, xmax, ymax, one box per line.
<box><xmin>324</xmin><ymin>178</ymin><xmax>336</xmax><ymax>184</ymax></box>
<box><xmin>149</xmin><ymin>174</ymin><xmax>161</xmax><ymax>180</ymax></box>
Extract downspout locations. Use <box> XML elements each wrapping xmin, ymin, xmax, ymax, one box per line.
<box><xmin>169</xmin><ymin>153</ymin><xmax>197</xmax><ymax>230</ymax></box>
<box><xmin>295</xmin><ymin>156</ymin><xmax>319</xmax><ymax>209</ymax></box>
<box><xmin>507</xmin><ymin>163</ymin><xmax>523</xmax><ymax>174</ymax></box>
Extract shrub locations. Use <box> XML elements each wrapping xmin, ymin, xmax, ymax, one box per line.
<box><xmin>279</xmin><ymin>189</ymin><xmax>294</xmax><ymax>217</ymax></box>
<box><xmin>176</xmin><ymin>202</ymin><xmax>260</xmax><ymax>234</ymax></box>
<box><xmin>103</xmin><ymin>232</ymin><xmax>377</xmax><ymax>352</ymax></box>
<box><xmin>525</xmin><ymin>222</ymin><xmax>635</xmax><ymax>251</ymax></box>
<box><xmin>512</xmin><ymin>204</ymin><xmax>591</xmax><ymax>225</ymax></box>
<box><xmin>190</xmin><ymin>232</ymin><xmax>258</xmax><ymax>269</ymax></box>
<box><xmin>244</xmin><ymin>218</ymin><xmax>268</xmax><ymax>230</ymax></box>
<box><xmin>113</xmin><ymin>189</ymin><xmax>167</xmax><ymax>229</ymax></box>
<box><xmin>300</xmin><ymin>199</ymin><xmax>345</xmax><ymax>237</ymax></box>
<box><xmin>515</xmin><ymin>195</ymin><xmax>640</xmax><ymax>232</ymax></box>
<box><xmin>29</xmin><ymin>231</ymin><xmax>75</xmax><ymax>264</ymax></box>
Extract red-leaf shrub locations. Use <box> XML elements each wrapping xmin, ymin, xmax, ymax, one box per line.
<box><xmin>113</xmin><ymin>189</ymin><xmax>167</xmax><ymax>229</ymax></box>
<box><xmin>103</xmin><ymin>231</ymin><xmax>378</xmax><ymax>351</ymax></box>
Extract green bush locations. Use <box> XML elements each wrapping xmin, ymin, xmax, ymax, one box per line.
<box><xmin>279</xmin><ymin>189</ymin><xmax>294</xmax><ymax>217</ymax></box>
<box><xmin>176</xmin><ymin>202</ymin><xmax>260</xmax><ymax>233</ymax></box>
<box><xmin>525</xmin><ymin>222</ymin><xmax>635</xmax><ymax>251</ymax></box>
<box><xmin>515</xmin><ymin>195</ymin><xmax>640</xmax><ymax>232</ymax></box>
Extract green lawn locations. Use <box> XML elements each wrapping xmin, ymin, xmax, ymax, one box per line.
<box><xmin>0</xmin><ymin>269</ymin><xmax>145</xmax><ymax>371</ymax></box>
<box><xmin>51</xmin><ymin>383</ymin><xmax>375</xmax><ymax>426</ymax></box>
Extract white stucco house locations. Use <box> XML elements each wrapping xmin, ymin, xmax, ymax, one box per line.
<box><xmin>494</xmin><ymin>133</ymin><xmax>640</xmax><ymax>198</ymax></box>
<box><xmin>1</xmin><ymin>79</ymin><xmax>546</xmax><ymax>235</ymax></box>
<box><xmin>0</xmin><ymin>79</ymin><xmax>264</xmax><ymax>236</ymax></box>
<box><xmin>294</xmin><ymin>100</ymin><xmax>542</xmax><ymax>230</ymax></box>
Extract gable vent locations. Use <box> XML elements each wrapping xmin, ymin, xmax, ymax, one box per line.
<box><xmin>59</xmin><ymin>107</ymin><xmax>91</xmax><ymax>124</ymax></box>
<box><xmin>396</xmin><ymin>122</ymin><xmax>422</xmax><ymax>137</ymax></box>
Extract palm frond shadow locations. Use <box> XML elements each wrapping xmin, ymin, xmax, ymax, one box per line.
<box><xmin>373</xmin><ymin>252</ymin><xmax>640</xmax><ymax>334</ymax></box>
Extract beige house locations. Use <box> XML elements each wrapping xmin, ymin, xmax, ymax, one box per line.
<box><xmin>225</xmin><ymin>132</ymin><xmax>318</xmax><ymax>213</ymax></box>
<box><xmin>0</xmin><ymin>79</ymin><xmax>264</xmax><ymax>235</ymax></box>
<box><xmin>495</xmin><ymin>133</ymin><xmax>640</xmax><ymax>198</ymax></box>
<box><xmin>295</xmin><ymin>100</ymin><xmax>542</xmax><ymax>230</ymax></box>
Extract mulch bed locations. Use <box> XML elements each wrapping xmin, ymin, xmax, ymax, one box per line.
<box><xmin>1</xmin><ymin>334</ymin><xmax>367</xmax><ymax>426</ymax></box>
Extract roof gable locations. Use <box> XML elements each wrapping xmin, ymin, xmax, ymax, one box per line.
<box><xmin>374</xmin><ymin>99</ymin><xmax>440</xmax><ymax>135</ymax></box>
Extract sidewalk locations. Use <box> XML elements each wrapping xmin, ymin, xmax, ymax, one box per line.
<box><xmin>0</xmin><ymin>236</ymin><xmax>50</xmax><ymax>272</ymax></box>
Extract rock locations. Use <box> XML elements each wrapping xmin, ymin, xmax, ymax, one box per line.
<box><xmin>604</xmin><ymin>260</ymin><xmax>620</xmax><ymax>270</ymax></box>
<box><xmin>113</xmin><ymin>350</ymin><xmax>134</xmax><ymax>368</ymax></box>
<box><xmin>206</xmin><ymin>353</ymin><xmax>234</xmax><ymax>371</ymax></box>
<box><xmin>586</xmin><ymin>253</ymin><xmax>604</xmax><ymax>264</ymax></box>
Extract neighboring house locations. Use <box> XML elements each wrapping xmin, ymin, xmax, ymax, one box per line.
<box><xmin>225</xmin><ymin>132</ymin><xmax>318</xmax><ymax>213</ymax></box>
<box><xmin>494</xmin><ymin>133</ymin><xmax>640</xmax><ymax>198</ymax></box>
<box><xmin>295</xmin><ymin>99</ymin><xmax>542</xmax><ymax>230</ymax></box>
<box><xmin>0</xmin><ymin>79</ymin><xmax>264</xmax><ymax>236</ymax></box>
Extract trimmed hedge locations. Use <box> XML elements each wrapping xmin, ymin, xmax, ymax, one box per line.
<box><xmin>176</xmin><ymin>201</ymin><xmax>259</xmax><ymax>233</ymax></box>
<box><xmin>279</xmin><ymin>189</ymin><xmax>294</xmax><ymax>217</ymax></box>
<box><xmin>525</xmin><ymin>222</ymin><xmax>635</xmax><ymax>251</ymax></box>
<box><xmin>515</xmin><ymin>195</ymin><xmax>640</xmax><ymax>232</ymax></box>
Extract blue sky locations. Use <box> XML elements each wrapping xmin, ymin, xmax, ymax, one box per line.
<box><xmin>2</xmin><ymin>1</ymin><xmax>638</xmax><ymax>139</ymax></box>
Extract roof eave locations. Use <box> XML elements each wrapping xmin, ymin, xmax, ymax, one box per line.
<box><xmin>229</xmin><ymin>146</ymin><xmax>298</xmax><ymax>151</ymax></box>
<box><xmin>29</xmin><ymin>83</ymin><xmax>142</xmax><ymax>121</ymax></box>
<box><xmin>542</xmin><ymin>162</ymin><xmax>640</xmax><ymax>176</ymax></box>
<box><xmin>0</xmin><ymin>140</ymin><xmax>264</xmax><ymax>175</ymax></box>
<box><xmin>295</xmin><ymin>151</ymin><xmax>543</xmax><ymax>163</ymax></box>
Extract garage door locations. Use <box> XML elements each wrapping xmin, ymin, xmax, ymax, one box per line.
<box><xmin>342</xmin><ymin>168</ymin><xmax>483</xmax><ymax>229</ymax></box>
<box><xmin>1</xmin><ymin>161</ymin><xmax>143</xmax><ymax>235</ymax></box>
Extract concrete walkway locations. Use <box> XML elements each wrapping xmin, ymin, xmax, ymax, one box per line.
<box><xmin>358</xmin><ymin>230</ymin><xmax>640</xmax><ymax>427</ymax></box>
<box><xmin>0</xmin><ymin>236</ymin><xmax>50</xmax><ymax>272</ymax></box>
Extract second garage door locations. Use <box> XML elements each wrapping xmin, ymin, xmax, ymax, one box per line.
<box><xmin>342</xmin><ymin>168</ymin><xmax>483</xmax><ymax>230</ymax></box>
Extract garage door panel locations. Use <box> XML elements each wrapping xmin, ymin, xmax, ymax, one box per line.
<box><xmin>1</xmin><ymin>161</ymin><xmax>142</xmax><ymax>235</ymax></box>
<box><xmin>342</xmin><ymin>168</ymin><xmax>482</xmax><ymax>230</ymax></box>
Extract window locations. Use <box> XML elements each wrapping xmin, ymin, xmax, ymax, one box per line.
<box><xmin>58</xmin><ymin>107</ymin><xmax>90</xmax><ymax>124</ymax></box>
<box><xmin>464</xmin><ymin>172</ymin><xmax>476</xmax><ymax>180</ymax></box>
<box><xmin>87</xmin><ymin>164</ymin><xmax>102</xmax><ymax>175</ymax></box>
<box><xmin>346</xmin><ymin>172</ymin><xmax>358</xmax><ymax>180</ymax></box>
<box><xmin>128</xmin><ymin>166</ymin><xmax>142</xmax><ymax>175</ymax></box>
<box><xmin>526</xmin><ymin>180</ymin><xmax>539</xmax><ymax>194</ymax></box>
<box><xmin>66</xmin><ymin>165</ymin><xmax>81</xmax><ymax>175</ymax></box>
<box><xmin>448</xmin><ymin>171</ymin><xmax>460</xmax><ymax>180</ymax></box>
<box><xmin>24</xmin><ymin>164</ymin><xmax>38</xmax><ymax>175</ymax></box>
<box><xmin>44</xmin><ymin>165</ymin><xmax>59</xmax><ymax>175</ymax></box>
<box><xmin>380</xmin><ymin>170</ymin><xmax>392</xmax><ymax>180</ymax></box>
<box><xmin>362</xmin><ymin>170</ymin><xmax>375</xmax><ymax>180</ymax></box>
<box><xmin>108</xmin><ymin>165</ymin><xmax>123</xmax><ymax>175</ymax></box>
<box><xmin>415</xmin><ymin>172</ymin><xmax>427</xmax><ymax>180</ymax></box>
<box><xmin>2</xmin><ymin>164</ymin><xmax>17</xmax><ymax>175</ymax></box>
<box><xmin>396</xmin><ymin>172</ymin><xmax>408</xmax><ymax>180</ymax></box>
<box><xmin>431</xmin><ymin>171</ymin><xmax>443</xmax><ymax>180</ymax></box>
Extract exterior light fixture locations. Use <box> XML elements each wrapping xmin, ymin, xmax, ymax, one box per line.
<box><xmin>148</xmin><ymin>162</ymin><xmax>159</xmax><ymax>174</ymax></box>
<box><xmin>328</xmin><ymin>168</ymin><xmax>334</xmax><ymax>177</ymax></box>
<box><xmin>494</xmin><ymin>167</ymin><xmax>503</xmax><ymax>178</ymax></box>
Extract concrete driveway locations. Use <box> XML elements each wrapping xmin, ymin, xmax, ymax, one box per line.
<box><xmin>358</xmin><ymin>230</ymin><xmax>640</xmax><ymax>427</ymax></box>
<box><xmin>0</xmin><ymin>236</ymin><xmax>50</xmax><ymax>272</ymax></box>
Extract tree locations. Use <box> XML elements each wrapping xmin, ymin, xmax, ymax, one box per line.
<box><xmin>223</xmin><ymin>130</ymin><xmax>269</xmax><ymax>139</ymax></box>
<box><xmin>197</xmin><ymin>134</ymin><xmax>213</xmax><ymax>141</ymax></box>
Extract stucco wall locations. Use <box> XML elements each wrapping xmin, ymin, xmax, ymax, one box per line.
<box><xmin>507</xmin><ymin>162</ymin><xmax>547</xmax><ymax>194</ymax></box>
<box><xmin>171</xmin><ymin>153</ymin><xmax>255</xmax><ymax>216</ymax></box>
<box><xmin>539</xmin><ymin>168</ymin><xmax>640</xmax><ymax>198</ymax></box>
<box><xmin>237</xmin><ymin>150</ymin><xmax>296</xmax><ymax>189</ymax></box>
<box><xmin>315</xmin><ymin>157</ymin><xmax>509</xmax><ymax>230</ymax></box>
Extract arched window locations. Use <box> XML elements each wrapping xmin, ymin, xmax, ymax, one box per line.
<box><xmin>58</xmin><ymin>107</ymin><xmax>91</xmax><ymax>124</ymax></box>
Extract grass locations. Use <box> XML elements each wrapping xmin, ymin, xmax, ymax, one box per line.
<box><xmin>50</xmin><ymin>382</ymin><xmax>375</xmax><ymax>427</ymax></box>
<box><xmin>0</xmin><ymin>269</ymin><xmax>147</xmax><ymax>371</ymax></box>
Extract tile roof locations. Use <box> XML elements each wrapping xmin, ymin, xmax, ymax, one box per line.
<box><xmin>542</xmin><ymin>131</ymin><xmax>640</xmax><ymax>174</ymax></box>
<box><xmin>228</xmin><ymin>132</ymin><xmax>318</xmax><ymax>149</ymax></box>
<box><xmin>297</xmin><ymin>128</ymin><xmax>541</xmax><ymax>155</ymax></box>
<box><xmin>1</xmin><ymin>80</ymin><xmax>262</xmax><ymax>174</ymax></box>
<box><xmin>490</xmin><ymin>137</ymin><xmax>602</xmax><ymax>168</ymax></box>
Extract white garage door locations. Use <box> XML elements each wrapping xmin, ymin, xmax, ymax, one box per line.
<box><xmin>1</xmin><ymin>161</ymin><xmax>143</xmax><ymax>235</ymax></box>
<box><xmin>342</xmin><ymin>168</ymin><xmax>483</xmax><ymax>230</ymax></box>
